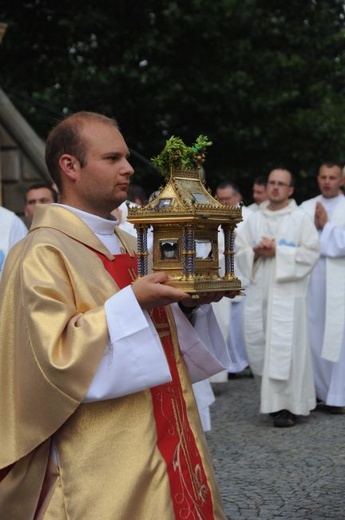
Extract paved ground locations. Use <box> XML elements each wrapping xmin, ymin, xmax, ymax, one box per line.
<box><xmin>206</xmin><ymin>370</ymin><xmax>345</xmax><ymax>519</ymax></box>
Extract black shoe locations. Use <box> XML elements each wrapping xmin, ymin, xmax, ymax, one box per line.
<box><xmin>269</xmin><ymin>411</ymin><xmax>280</xmax><ymax>417</ymax></box>
<box><xmin>315</xmin><ymin>402</ymin><xmax>345</xmax><ymax>414</ymax></box>
<box><xmin>273</xmin><ymin>410</ymin><xmax>297</xmax><ymax>428</ymax></box>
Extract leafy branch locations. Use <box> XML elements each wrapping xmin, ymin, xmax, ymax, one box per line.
<box><xmin>151</xmin><ymin>135</ymin><xmax>212</xmax><ymax>175</ymax></box>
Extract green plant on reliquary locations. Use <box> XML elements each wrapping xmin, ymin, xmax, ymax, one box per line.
<box><xmin>151</xmin><ymin>135</ymin><xmax>212</xmax><ymax>177</ymax></box>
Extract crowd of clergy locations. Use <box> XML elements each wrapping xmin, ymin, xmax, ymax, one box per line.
<box><xmin>213</xmin><ymin>161</ymin><xmax>345</xmax><ymax>428</ymax></box>
<box><xmin>1</xmin><ymin>160</ymin><xmax>345</xmax><ymax>431</ymax></box>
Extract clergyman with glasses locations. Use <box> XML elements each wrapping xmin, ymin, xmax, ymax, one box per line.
<box><xmin>235</xmin><ymin>168</ymin><xmax>320</xmax><ymax>427</ymax></box>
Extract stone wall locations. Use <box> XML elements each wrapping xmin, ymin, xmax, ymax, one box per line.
<box><xmin>0</xmin><ymin>87</ymin><xmax>51</xmax><ymax>216</ymax></box>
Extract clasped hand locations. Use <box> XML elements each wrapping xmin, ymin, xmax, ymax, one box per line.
<box><xmin>253</xmin><ymin>236</ymin><xmax>276</xmax><ymax>258</ymax></box>
<box><xmin>314</xmin><ymin>201</ymin><xmax>327</xmax><ymax>230</ymax></box>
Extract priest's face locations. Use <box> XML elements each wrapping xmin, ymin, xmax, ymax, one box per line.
<box><xmin>65</xmin><ymin>121</ymin><xmax>134</xmax><ymax>217</ymax></box>
<box><xmin>317</xmin><ymin>165</ymin><xmax>344</xmax><ymax>199</ymax></box>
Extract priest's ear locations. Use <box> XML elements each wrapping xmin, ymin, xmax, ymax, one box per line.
<box><xmin>59</xmin><ymin>154</ymin><xmax>80</xmax><ymax>181</ymax></box>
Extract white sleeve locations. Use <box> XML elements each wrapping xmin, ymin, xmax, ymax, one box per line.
<box><xmin>192</xmin><ymin>379</ymin><xmax>215</xmax><ymax>432</ymax></box>
<box><xmin>275</xmin><ymin>216</ymin><xmax>320</xmax><ymax>282</ymax></box>
<box><xmin>320</xmin><ymin>222</ymin><xmax>345</xmax><ymax>257</ymax></box>
<box><xmin>84</xmin><ymin>286</ymin><xmax>172</xmax><ymax>402</ymax></box>
<box><xmin>171</xmin><ymin>302</ymin><xmax>231</xmax><ymax>383</ymax></box>
<box><xmin>9</xmin><ymin>215</ymin><xmax>28</xmax><ymax>247</ymax></box>
<box><xmin>235</xmin><ymin>220</ymin><xmax>257</xmax><ymax>282</ymax></box>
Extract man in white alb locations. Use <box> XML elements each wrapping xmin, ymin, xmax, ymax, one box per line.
<box><xmin>247</xmin><ymin>175</ymin><xmax>268</xmax><ymax>211</ymax></box>
<box><xmin>0</xmin><ymin>205</ymin><xmax>27</xmax><ymax>279</ymax></box>
<box><xmin>300</xmin><ymin>161</ymin><xmax>345</xmax><ymax>413</ymax></box>
<box><xmin>212</xmin><ymin>180</ymin><xmax>252</xmax><ymax>378</ymax></box>
<box><xmin>235</xmin><ymin>168</ymin><xmax>320</xmax><ymax>427</ymax></box>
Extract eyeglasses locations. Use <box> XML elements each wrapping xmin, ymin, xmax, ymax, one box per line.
<box><xmin>267</xmin><ymin>180</ymin><xmax>291</xmax><ymax>188</ymax></box>
<box><xmin>217</xmin><ymin>197</ymin><xmax>234</xmax><ymax>203</ymax></box>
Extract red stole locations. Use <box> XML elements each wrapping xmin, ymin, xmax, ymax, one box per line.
<box><xmin>94</xmin><ymin>250</ymin><xmax>215</xmax><ymax>519</ymax></box>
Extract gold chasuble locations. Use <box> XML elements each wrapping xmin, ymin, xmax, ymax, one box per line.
<box><xmin>0</xmin><ymin>205</ymin><xmax>226</xmax><ymax>520</ymax></box>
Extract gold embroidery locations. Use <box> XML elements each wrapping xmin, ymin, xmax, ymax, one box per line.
<box><xmin>114</xmin><ymin>227</ymin><xmax>136</xmax><ymax>257</ymax></box>
<box><xmin>158</xmin><ymin>331</ymin><xmax>171</xmax><ymax>339</ymax></box>
<box><xmin>171</xmin><ymin>396</ymin><xmax>199</xmax><ymax>501</ymax></box>
<box><xmin>128</xmin><ymin>267</ymin><xmax>137</xmax><ymax>282</ymax></box>
<box><xmin>149</xmin><ymin>311</ymin><xmax>172</xmax><ymax>338</ymax></box>
<box><xmin>154</xmin><ymin>306</ymin><xmax>211</xmax><ymax>518</ymax></box>
<box><xmin>155</xmin><ymin>322</ymin><xmax>169</xmax><ymax>330</ymax></box>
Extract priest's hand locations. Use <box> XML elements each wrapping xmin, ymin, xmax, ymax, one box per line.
<box><xmin>131</xmin><ymin>274</ymin><xmax>234</xmax><ymax>310</ymax></box>
<box><xmin>132</xmin><ymin>272</ymin><xmax>192</xmax><ymax>309</ymax></box>
<box><xmin>315</xmin><ymin>201</ymin><xmax>328</xmax><ymax>230</ymax></box>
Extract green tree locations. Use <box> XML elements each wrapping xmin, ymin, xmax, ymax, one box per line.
<box><xmin>1</xmin><ymin>0</ymin><xmax>345</xmax><ymax>201</ymax></box>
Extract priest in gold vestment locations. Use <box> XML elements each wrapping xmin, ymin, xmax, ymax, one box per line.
<box><xmin>0</xmin><ymin>112</ymin><xmax>230</xmax><ymax>519</ymax></box>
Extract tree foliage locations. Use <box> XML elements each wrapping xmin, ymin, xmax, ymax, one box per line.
<box><xmin>1</xmin><ymin>0</ymin><xmax>345</xmax><ymax>202</ymax></box>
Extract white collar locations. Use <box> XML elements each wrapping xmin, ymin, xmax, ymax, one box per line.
<box><xmin>56</xmin><ymin>204</ymin><xmax>119</xmax><ymax>235</ymax></box>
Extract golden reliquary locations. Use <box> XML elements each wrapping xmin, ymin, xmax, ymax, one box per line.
<box><xmin>127</xmin><ymin>136</ymin><xmax>243</xmax><ymax>296</ymax></box>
